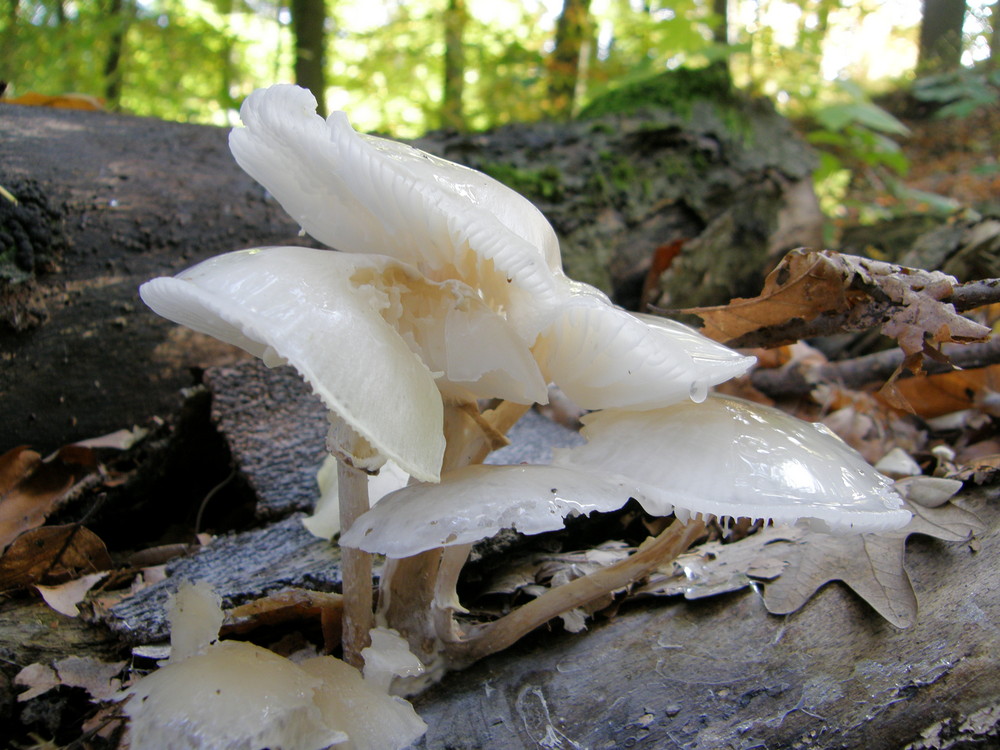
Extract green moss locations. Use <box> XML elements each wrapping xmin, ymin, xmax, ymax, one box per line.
<box><xmin>480</xmin><ymin>162</ymin><xmax>564</xmax><ymax>202</ymax></box>
<box><xmin>578</xmin><ymin>66</ymin><xmax>734</xmax><ymax>120</ymax></box>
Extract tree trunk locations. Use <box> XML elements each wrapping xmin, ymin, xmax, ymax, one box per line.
<box><xmin>988</xmin><ymin>0</ymin><xmax>1000</xmax><ymax>69</ymax></box>
<box><xmin>290</xmin><ymin>0</ymin><xmax>327</xmax><ymax>116</ymax></box>
<box><xmin>709</xmin><ymin>0</ymin><xmax>731</xmax><ymax>82</ymax></box>
<box><xmin>441</xmin><ymin>0</ymin><xmax>467</xmax><ymax>131</ymax></box>
<box><xmin>918</xmin><ymin>0</ymin><xmax>968</xmax><ymax>73</ymax></box>
<box><xmin>103</xmin><ymin>0</ymin><xmax>128</xmax><ymax>110</ymax></box>
<box><xmin>547</xmin><ymin>0</ymin><xmax>592</xmax><ymax>120</ymax></box>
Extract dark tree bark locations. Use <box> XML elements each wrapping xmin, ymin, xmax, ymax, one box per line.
<box><xmin>711</xmin><ymin>0</ymin><xmax>728</xmax><ymax>45</ymax></box>
<box><xmin>709</xmin><ymin>0</ymin><xmax>732</xmax><ymax>83</ymax></box>
<box><xmin>290</xmin><ymin>0</ymin><xmax>327</xmax><ymax>116</ymax></box>
<box><xmin>547</xmin><ymin>0</ymin><xmax>592</xmax><ymax>120</ymax></box>
<box><xmin>0</xmin><ymin>104</ymin><xmax>314</xmax><ymax>455</ymax></box>
<box><xmin>918</xmin><ymin>0</ymin><xmax>968</xmax><ymax>73</ymax></box>
<box><xmin>441</xmin><ymin>0</ymin><xmax>467</xmax><ymax>131</ymax></box>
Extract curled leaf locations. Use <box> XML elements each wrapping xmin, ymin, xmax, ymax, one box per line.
<box><xmin>688</xmin><ymin>250</ymin><xmax>990</xmax><ymax>357</ymax></box>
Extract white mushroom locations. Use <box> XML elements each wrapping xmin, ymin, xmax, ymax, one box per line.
<box><xmin>340</xmin><ymin>464</ymin><xmax>650</xmax><ymax>558</ymax></box>
<box><xmin>142</xmin><ymin>85</ymin><xmax>815</xmax><ymax>676</ymax></box>
<box><xmin>554</xmin><ymin>395</ymin><xmax>911</xmax><ymax>533</ymax></box>
<box><xmin>222</xmin><ymin>84</ymin><xmax>756</xmax><ymax>411</ymax></box>
<box><xmin>120</xmin><ymin>581</ymin><xmax>426</xmax><ymax>750</ymax></box>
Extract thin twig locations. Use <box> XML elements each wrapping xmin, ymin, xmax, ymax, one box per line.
<box><xmin>443</xmin><ymin>518</ymin><xmax>708</xmax><ymax>669</ymax></box>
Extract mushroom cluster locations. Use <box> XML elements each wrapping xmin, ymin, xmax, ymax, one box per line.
<box><xmin>140</xmin><ymin>84</ymin><xmax>909</xmax><ymax>695</ymax></box>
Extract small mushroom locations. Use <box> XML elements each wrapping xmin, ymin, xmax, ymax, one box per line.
<box><xmin>120</xmin><ymin>581</ymin><xmax>426</xmax><ymax>750</ymax></box>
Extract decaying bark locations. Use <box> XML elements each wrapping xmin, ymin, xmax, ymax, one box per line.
<box><xmin>411</xmin><ymin>489</ymin><xmax>999</xmax><ymax>749</ymax></box>
<box><xmin>0</xmin><ymin>103</ymin><xmax>314</xmax><ymax>454</ymax></box>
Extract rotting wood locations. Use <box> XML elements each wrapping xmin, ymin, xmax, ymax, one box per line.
<box><xmin>412</xmin><ymin>488</ymin><xmax>999</xmax><ymax>749</ymax></box>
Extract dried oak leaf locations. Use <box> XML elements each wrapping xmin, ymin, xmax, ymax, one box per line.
<box><xmin>0</xmin><ymin>444</ymin><xmax>99</xmax><ymax>550</ymax></box>
<box><xmin>761</xmin><ymin>500</ymin><xmax>984</xmax><ymax>628</ymax></box>
<box><xmin>688</xmin><ymin>250</ymin><xmax>991</xmax><ymax>356</ymax></box>
<box><xmin>0</xmin><ymin>524</ymin><xmax>112</xmax><ymax>591</ymax></box>
<box><xmin>635</xmin><ymin>524</ymin><xmax>807</xmax><ymax>600</ymax></box>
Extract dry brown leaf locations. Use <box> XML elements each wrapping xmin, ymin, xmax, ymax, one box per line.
<box><xmin>0</xmin><ymin>445</ymin><xmax>99</xmax><ymax>550</ymax></box>
<box><xmin>0</xmin><ymin>524</ymin><xmax>112</xmax><ymax>591</ymax></box>
<box><xmin>762</xmin><ymin>499</ymin><xmax>984</xmax><ymax>628</ymax></box>
<box><xmin>951</xmin><ymin>454</ymin><xmax>1000</xmax><ymax>485</ymax></box>
<box><xmin>687</xmin><ymin>250</ymin><xmax>991</xmax><ymax>357</ymax></box>
<box><xmin>222</xmin><ymin>588</ymin><xmax>345</xmax><ymax>653</ymax></box>
<box><xmin>880</xmin><ymin>364</ymin><xmax>1000</xmax><ymax>418</ymax></box>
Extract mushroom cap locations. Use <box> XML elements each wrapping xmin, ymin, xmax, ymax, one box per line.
<box><xmin>342</xmin><ymin>396</ymin><xmax>910</xmax><ymax>558</ymax></box>
<box><xmin>141</xmin><ymin>247</ymin><xmax>445</xmax><ymax>481</ymax></box>
<box><xmin>122</xmin><ymin>640</ymin><xmax>347</xmax><ymax>750</ymax></box>
<box><xmin>301</xmin><ymin>655</ymin><xmax>427</xmax><ymax>750</ymax></box>
<box><xmin>555</xmin><ymin>395</ymin><xmax>911</xmax><ymax>533</ymax></box>
<box><xmin>224</xmin><ymin>85</ymin><xmax>756</xmax><ymax>412</ymax></box>
<box><xmin>339</xmin><ymin>463</ymin><xmax>649</xmax><ymax>558</ymax></box>
<box><xmin>533</xmin><ymin>286</ymin><xmax>757</xmax><ymax>410</ymax></box>
<box><xmin>229</xmin><ymin>84</ymin><xmax>566</xmax><ymax>335</ymax></box>
<box><xmin>141</xmin><ymin>247</ymin><xmax>549</xmax><ymax>482</ymax></box>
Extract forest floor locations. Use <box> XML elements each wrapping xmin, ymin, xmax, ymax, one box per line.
<box><xmin>834</xmin><ymin>95</ymin><xmax>1000</xmax><ymax>237</ymax></box>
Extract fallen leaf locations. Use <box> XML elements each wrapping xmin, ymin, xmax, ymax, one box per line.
<box><xmin>5</xmin><ymin>91</ymin><xmax>105</xmax><ymax>110</ymax></box>
<box><xmin>15</xmin><ymin>656</ymin><xmax>126</xmax><ymax>703</ymax></box>
<box><xmin>222</xmin><ymin>588</ymin><xmax>345</xmax><ymax>653</ymax></box>
<box><xmin>880</xmin><ymin>365</ymin><xmax>1000</xmax><ymax>418</ymax></box>
<box><xmin>635</xmin><ymin>525</ymin><xmax>807</xmax><ymax>600</ymax></box>
<box><xmin>762</xmin><ymin>500</ymin><xmax>985</xmax><ymax>628</ymax></box>
<box><xmin>52</xmin><ymin>655</ymin><xmax>127</xmax><ymax>702</ymax></box>
<box><xmin>951</xmin><ymin>454</ymin><xmax>1000</xmax><ymax>485</ymax></box>
<box><xmin>36</xmin><ymin>571</ymin><xmax>110</xmax><ymax>617</ymax></box>
<box><xmin>687</xmin><ymin>250</ymin><xmax>990</xmax><ymax>357</ymax></box>
<box><xmin>0</xmin><ymin>524</ymin><xmax>112</xmax><ymax>591</ymax></box>
<box><xmin>0</xmin><ymin>445</ymin><xmax>99</xmax><ymax>550</ymax></box>
<box><xmin>15</xmin><ymin>663</ymin><xmax>60</xmax><ymax>702</ymax></box>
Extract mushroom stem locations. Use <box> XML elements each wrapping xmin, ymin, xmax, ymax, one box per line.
<box><xmin>443</xmin><ymin>517</ymin><xmax>708</xmax><ymax>668</ymax></box>
<box><xmin>338</xmin><ymin>458</ymin><xmax>373</xmax><ymax>669</ymax></box>
<box><xmin>376</xmin><ymin>400</ymin><xmax>530</xmax><ymax>665</ymax></box>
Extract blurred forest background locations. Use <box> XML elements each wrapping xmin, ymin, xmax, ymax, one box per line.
<box><xmin>4</xmin><ymin>0</ymin><xmax>1000</xmax><ymax>230</ymax></box>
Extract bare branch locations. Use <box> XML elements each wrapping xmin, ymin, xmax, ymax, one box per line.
<box><xmin>751</xmin><ymin>336</ymin><xmax>1000</xmax><ymax>398</ymax></box>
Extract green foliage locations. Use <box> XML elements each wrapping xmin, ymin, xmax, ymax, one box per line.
<box><xmin>807</xmin><ymin>81</ymin><xmax>913</xmax><ymax>223</ymax></box>
<box><xmin>911</xmin><ymin>68</ymin><xmax>1000</xmax><ymax>119</ymax></box>
<box><xmin>4</xmin><ymin>0</ymin><xmax>281</xmax><ymax>123</ymax></box>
